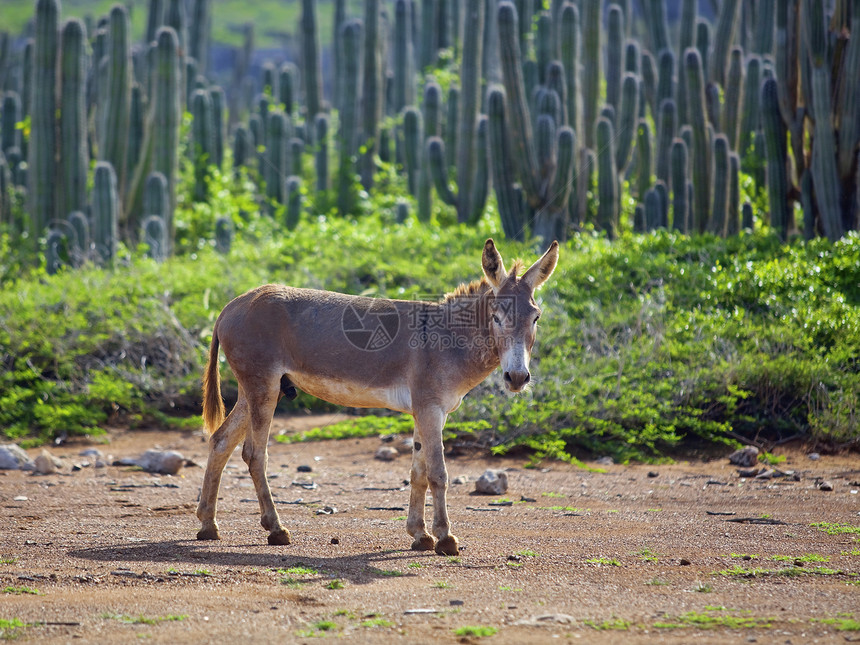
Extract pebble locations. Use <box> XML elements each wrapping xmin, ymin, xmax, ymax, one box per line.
<box><xmin>452</xmin><ymin>475</ymin><xmax>469</xmax><ymax>485</ymax></box>
<box><xmin>374</xmin><ymin>446</ymin><xmax>399</xmax><ymax>461</ymax></box>
<box><xmin>754</xmin><ymin>469</ymin><xmax>774</xmax><ymax>480</ymax></box>
<box><xmin>79</xmin><ymin>448</ymin><xmax>104</xmax><ymax>459</ymax></box>
<box><xmin>330</xmin><ymin>537</ymin><xmax>339</xmax><ymax>545</ymax></box>
<box><xmin>647</xmin><ymin>471</ymin><xmax>659</xmax><ymax>478</ymax></box>
<box><xmin>514</xmin><ymin>614</ymin><xmax>576</xmax><ymax>626</ymax></box>
<box><xmin>34</xmin><ymin>449</ymin><xmax>64</xmax><ymax>475</ymax></box>
<box><xmin>296</xmin><ymin>465</ymin><xmax>313</xmax><ymax>473</ymax></box>
<box><xmin>728</xmin><ymin>446</ymin><xmax>759</xmax><ymax>467</ymax></box>
<box><xmin>475</xmin><ymin>469</ymin><xmax>508</xmax><ymax>495</ymax></box>
<box><xmin>396</xmin><ymin>437</ymin><xmax>414</xmax><ymax>454</ymax></box>
<box><xmin>819</xmin><ymin>480</ymin><xmax>834</xmax><ymax>491</ymax></box>
<box><xmin>808</xmin><ymin>452</ymin><xmax>820</xmax><ymax>460</ymax></box>
<box><xmin>315</xmin><ymin>506</ymin><xmax>337</xmax><ymax>515</ymax></box>
<box><xmin>135</xmin><ymin>449</ymin><xmax>186</xmax><ymax>475</ymax></box>
<box><xmin>595</xmin><ymin>456</ymin><xmax>614</xmax><ymax>466</ymax></box>
<box><xmin>679</xmin><ymin>558</ymin><xmax>692</xmax><ymax>566</ymax></box>
<box><xmin>0</xmin><ymin>444</ymin><xmax>35</xmax><ymax>471</ymax></box>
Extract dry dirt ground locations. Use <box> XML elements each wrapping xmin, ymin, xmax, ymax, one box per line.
<box><xmin>1</xmin><ymin>413</ymin><xmax>859</xmax><ymax>644</ymax></box>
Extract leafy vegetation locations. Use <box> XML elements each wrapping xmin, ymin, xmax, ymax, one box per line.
<box><xmin>0</xmin><ymin>618</ymin><xmax>27</xmax><ymax>640</ymax></box>
<box><xmin>453</xmin><ymin>625</ymin><xmax>498</xmax><ymax>638</ymax></box>
<box><xmin>654</xmin><ymin>609</ymin><xmax>775</xmax><ymax>630</ymax></box>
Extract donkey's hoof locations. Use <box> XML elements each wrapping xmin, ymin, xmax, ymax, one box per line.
<box><xmin>267</xmin><ymin>529</ymin><xmax>291</xmax><ymax>546</ymax></box>
<box><xmin>411</xmin><ymin>535</ymin><xmax>436</xmax><ymax>551</ymax></box>
<box><xmin>196</xmin><ymin>527</ymin><xmax>220</xmax><ymax>541</ymax></box>
<box><xmin>434</xmin><ymin>535</ymin><xmax>459</xmax><ymax>556</ymax></box>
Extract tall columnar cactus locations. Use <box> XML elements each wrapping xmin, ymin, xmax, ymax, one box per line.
<box><xmin>190</xmin><ymin>88</ymin><xmax>215</xmax><ymax>202</ymax></box>
<box><xmin>232</xmin><ymin>123</ymin><xmax>253</xmax><ymax>175</ymax></box>
<box><xmin>1</xmin><ymin>91</ymin><xmax>21</xmax><ymax>155</ymax></box>
<box><xmin>644</xmin><ymin>187</ymin><xmax>661</xmax><ymax>231</ymax></box>
<box><xmin>332</xmin><ymin>0</ymin><xmax>346</xmax><ymax>112</ymax></box>
<box><xmin>360</xmin><ymin>0</ymin><xmax>382</xmax><ymax>189</ymax></box>
<box><xmin>655</xmin><ymin>99</ymin><xmax>676</xmax><ymax>186</ymax></box>
<box><xmin>644</xmin><ymin>0</ymin><xmax>670</xmax><ymax>54</ymax></box>
<box><xmin>142</xmin><ymin>171</ymin><xmax>168</xmax><ymax>222</ymax></box>
<box><xmin>838</xmin><ymin>0</ymin><xmax>860</xmax><ymax>186</ymax></box>
<box><xmin>614</xmin><ymin>72</ymin><xmax>639</xmax><ymax>174</ymax></box>
<box><xmin>753</xmin><ymin>0</ymin><xmax>775</xmax><ymax>55</ymax></box>
<box><xmin>417</xmin><ymin>81</ymin><xmax>440</xmax><ymax>223</ymax></box>
<box><xmin>59</xmin><ymin>18</ymin><xmax>88</xmax><ymax>220</ymax></box>
<box><xmin>279</xmin><ymin>62</ymin><xmax>297</xmax><ymax>117</ymax></box>
<box><xmin>710</xmin><ymin>133</ymin><xmax>730</xmax><ymax>236</ymax></box>
<box><xmin>605</xmin><ymin>4</ymin><xmax>624</xmax><ymax>115</ymax></box>
<box><xmin>636</xmin><ymin>119</ymin><xmax>653</xmax><ymax>200</ymax></box>
<box><xmin>640</xmin><ymin>50</ymin><xmax>656</xmax><ymax>118</ymax></box>
<box><xmin>145</xmin><ymin>0</ymin><xmax>164</xmax><ymax>44</ymax></box>
<box><xmin>709</xmin><ymin>0</ymin><xmax>739</xmax><ymax>86</ymax></box>
<box><xmin>655</xmin><ymin>48</ymin><xmax>675</xmax><ymax>111</ymax></box>
<box><xmin>314</xmin><ymin>113</ymin><xmax>329</xmax><ymax>192</ymax></box>
<box><xmin>67</xmin><ymin>210</ymin><xmax>90</xmax><ymax>264</ymax></box>
<box><xmin>684</xmin><ymin>48</ymin><xmax>710</xmax><ymax>233</ymax></box>
<box><xmin>739</xmin><ymin>55</ymin><xmax>761</xmax><ymax>157</ymax></box>
<box><xmin>337</xmin><ymin>19</ymin><xmax>362</xmax><ymax>216</ymax></box>
<box><xmin>301</xmin><ymin>0</ymin><xmax>323</xmax><ymax>129</ymax></box>
<box><xmin>141</xmin><ymin>172</ymin><xmax>168</xmax><ymax>258</ymax></box>
<box><xmin>761</xmin><ymin>77</ymin><xmax>789</xmax><ymax>240</ymax></box>
<box><xmin>102</xmin><ymin>4</ymin><xmax>132</xmax><ymax>196</ymax></box>
<box><xmin>261</xmin><ymin>60</ymin><xmax>277</xmax><ymax>98</ymax></box>
<box><xmin>402</xmin><ymin>106</ymin><xmax>422</xmax><ymax>197</ymax></box>
<box><xmin>722</xmin><ymin>47</ymin><xmax>745</xmax><ymax>152</ymax></box>
<box><xmin>560</xmin><ymin>3</ymin><xmax>581</xmax><ymax>149</ymax></box>
<box><xmin>581</xmin><ymin>0</ymin><xmax>601</xmax><ymax>149</ymax></box>
<box><xmin>393</xmin><ymin>0</ymin><xmax>415</xmax><ymax>113</ymax></box>
<box><xmin>209</xmin><ymin>86</ymin><xmax>225</xmax><ymax>169</ymax></box>
<box><xmin>214</xmin><ymin>216</ymin><xmax>233</xmax><ymax>253</ymax></box>
<box><xmin>670</xmin><ymin>137</ymin><xmax>688</xmax><ymax>232</ymax></box>
<box><xmin>676</xmin><ymin>0</ymin><xmax>696</xmax><ymax>125</ymax></box>
<box><xmin>92</xmin><ymin>161</ymin><xmax>118</xmax><ymax>265</ymax></box>
<box><xmin>265</xmin><ymin>110</ymin><xmax>290</xmax><ymax>207</ymax></box>
<box><xmin>288</xmin><ymin>137</ymin><xmax>303</xmax><ymax>177</ymax></box>
<box><xmin>695</xmin><ymin>20</ymin><xmax>710</xmax><ymax>83</ymax></box>
<box><xmin>28</xmin><ymin>0</ymin><xmax>59</xmax><ymax>238</ymax></box>
<box><xmin>0</xmin><ymin>157</ymin><xmax>11</xmax><ymax>229</ymax></box>
<box><xmin>284</xmin><ymin>175</ymin><xmax>302</xmax><ymax>230</ymax></box>
<box><xmin>488</xmin><ymin>87</ymin><xmax>525</xmax><ymax>240</ymax></box>
<box><xmin>141</xmin><ymin>214</ymin><xmax>167</xmax><ymax>260</ymax></box>
<box><xmin>126</xmin><ymin>84</ymin><xmax>145</xmax><ymax>197</ymax></box>
<box><xmin>726</xmin><ymin>153</ymin><xmax>740</xmax><ymax>236</ymax></box>
<box><xmin>164</xmin><ymin>0</ymin><xmax>187</xmax><ymax>106</ymax></box>
<box><xmin>596</xmin><ymin>117</ymin><xmax>618</xmax><ymax>238</ymax></box>
<box><xmin>444</xmin><ymin>85</ymin><xmax>459</xmax><ymax>170</ymax></box>
<box><xmin>188</xmin><ymin>0</ymin><xmax>211</xmax><ymax>75</ymax></box>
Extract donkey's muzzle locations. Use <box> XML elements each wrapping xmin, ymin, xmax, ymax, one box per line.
<box><xmin>504</xmin><ymin>370</ymin><xmax>531</xmax><ymax>392</ymax></box>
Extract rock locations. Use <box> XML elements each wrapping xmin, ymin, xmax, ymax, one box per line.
<box><xmin>754</xmin><ymin>469</ymin><xmax>774</xmax><ymax>480</ymax></box>
<box><xmin>374</xmin><ymin>446</ymin><xmax>399</xmax><ymax>461</ymax></box>
<box><xmin>296</xmin><ymin>465</ymin><xmax>313</xmax><ymax>473</ymax></box>
<box><xmin>728</xmin><ymin>446</ymin><xmax>759</xmax><ymax>467</ymax></box>
<box><xmin>135</xmin><ymin>449</ymin><xmax>185</xmax><ymax>475</ymax></box>
<box><xmin>396</xmin><ymin>437</ymin><xmax>414</xmax><ymax>454</ymax></box>
<box><xmin>452</xmin><ymin>475</ymin><xmax>469</xmax><ymax>485</ymax></box>
<box><xmin>647</xmin><ymin>471</ymin><xmax>659</xmax><ymax>478</ymax></box>
<box><xmin>0</xmin><ymin>444</ymin><xmax>35</xmax><ymax>471</ymax></box>
<box><xmin>595</xmin><ymin>456</ymin><xmax>614</xmax><ymax>466</ymax></box>
<box><xmin>330</xmin><ymin>537</ymin><xmax>339</xmax><ymax>545</ymax></box>
<box><xmin>819</xmin><ymin>480</ymin><xmax>834</xmax><ymax>491</ymax></box>
<box><xmin>679</xmin><ymin>558</ymin><xmax>692</xmax><ymax>566</ymax></box>
<box><xmin>514</xmin><ymin>614</ymin><xmax>576</xmax><ymax>626</ymax></box>
<box><xmin>34</xmin><ymin>449</ymin><xmax>63</xmax><ymax>475</ymax></box>
<box><xmin>315</xmin><ymin>506</ymin><xmax>337</xmax><ymax>515</ymax></box>
<box><xmin>808</xmin><ymin>452</ymin><xmax>820</xmax><ymax>461</ymax></box>
<box><xmin>737</xmin><ymin>468</ymin><xmax>759</xmax><ymax>478</ymax></box>
<box><xmin>475</xmin><ymin>469</ymin><xmax>508</xmax><ymax>495</ymax></box>
<box><xmin>79</xmin><ymin>448</ymin><xmax>104</xmax><ymax>459</ymax></box>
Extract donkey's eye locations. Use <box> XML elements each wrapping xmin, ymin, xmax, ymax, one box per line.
<box><xmin>492</xmin><ymin>314</ymin><xmax>501</xmax><ymax>325</ymax></box>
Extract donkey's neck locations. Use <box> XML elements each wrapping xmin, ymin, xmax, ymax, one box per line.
<box><xmin>437</xmin><ymin>282</ymin><xmax>499</xmax><ymax>378</ymax></box>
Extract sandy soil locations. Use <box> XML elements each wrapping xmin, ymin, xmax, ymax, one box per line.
<box><xmin>1</xmin><ymin>413</ymin><xmax>859</xmax><ymax>644</ymax></box>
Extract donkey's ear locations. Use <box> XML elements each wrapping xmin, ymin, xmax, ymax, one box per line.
<box><xmin>481</xmin><ymin>238</ymin><xmax>506</xmax><ymax>291</ymax></box>
<box><xmin>521</xmin><ymin>240</ymin><xmax>559</xmax><ymax>291</ymax></box>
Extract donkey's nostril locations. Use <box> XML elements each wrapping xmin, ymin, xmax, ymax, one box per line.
<box><xmin>523</xmin><ymin>372</ymin><xmax>531</xmax><ymax>385</ymax></box>
<box><xmin>504</xmin><ymin>372</ymin><xmax>513</xmax><ymax>384</ymax></box>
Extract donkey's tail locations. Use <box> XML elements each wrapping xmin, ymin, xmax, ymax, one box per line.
<box><xmin>202</xmin><ymin>324</ymin><xmax>226</xmax><ymax>435</ymax></box>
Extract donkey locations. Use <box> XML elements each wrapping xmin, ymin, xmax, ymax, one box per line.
<box><xmin>197</xmin><ymin>238</ymin><xmax>559</xmax><ymax>555</ymax></box>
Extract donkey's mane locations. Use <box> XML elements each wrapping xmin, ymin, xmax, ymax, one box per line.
<box><xmin>440</xmin><ymin>259</ymin><xmax>525</xmax><ymax>303</ymax></box>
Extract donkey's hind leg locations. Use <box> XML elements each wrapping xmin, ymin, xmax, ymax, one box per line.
<box><xmin>197</xmin><ymin>395</ymin><xmax>250</xmax><ymax>540</ymax></box>
<box><xmin>242</xmin><ymin>375</ymin><xmax>290</xmax><ymax>545</ymax></box>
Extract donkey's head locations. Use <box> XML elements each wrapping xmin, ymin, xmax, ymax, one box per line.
<box><xmin>481</xmin><ymin>238</ymin><xmax>559</xmax><ymax>392</ymax></box>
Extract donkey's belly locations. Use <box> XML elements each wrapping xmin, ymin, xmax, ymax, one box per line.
<box><xmin>289</xmin><ymin>372</ymin><xmax>412</xmax><ymax>414</ymax></box>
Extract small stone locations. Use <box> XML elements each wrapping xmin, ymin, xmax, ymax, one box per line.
<box><xmin>0</xmin><ymin>444</ymin><xmax>35</xmax><ymax>471</ymax></box>
<box><xmin>79</xmin><ymin>448</ymin><xmax>104</xmax><ymax>459</ymax></box>
<box><xmin>679</xmin><ymin>558</ymin><xmax>692</xmax><ymax>566</ymax></box>
<box><xmin>13</xmin><ymin>496</ymin><xmax>28</xmax><ymax>502</ymax></box>
<box><xmin>737</xmin><ymin>468</ymin><xmax>759</xmax><ymax>478</ymax></box>
<box><xmin>475</xmin><ymin>469</ymin><xmax>508</xmax><ymax>495</ymax></box>
<box><xmin>808</xmin><ymin>452</ymin><xmax>820</xmax><ymax>461</ymax></box>
<box><xmin>135</xmin><ymin>449</ymin><xmax>185</xmax><ymax>475</ymax></box>
<box><xmin>452</xmin><ymin>475</ymin><xmax>469</xmax><ymax>485</ymax></box>
<box><xmin>514</xmin><ymin>614</ymin><xmax>576</xmax><ymax>626</ymax></box>
<box><xmin>754</xmin><ymin>469</ymin><xmax>774</xmax><ymax>480</ymax></box>
<box><xmin>34</xmin><ymin>449</ymin><xmax>63</xmax><ymax>475</ymax></box>
<box><xmin>315</xmin><ymin>506</ymin><xmax>337</xmax><ymax>515</ymax></box>
<box><xmin>330</xmin><ymin>537</ymin><xmax>339</xmax><ymax>545</ymax></box>
<box><xmin>507</xmin><ymin>554</ymin><xmax>521</xmax><ymax>562</ymax></box>
<box><xmin>396</xmin><ymin>437</ymin><xmax>414</xmax><ymax>454</ymax></box>
<box><xmin>374</xmin><ymin>446</ymin><xmax>399</xmax><ymax>461</ymax></box>
<box><xmin>819</xmin><ymin>480</ymin><xmax>834</xmax><ymax>491</ymax></box>
<box><xmin>449</xmin><ymin>599</ymin><xmax>464</xmax><ymax>606</ymax></box>
<box><xmin>296</xmin><ymin>465</ymin><xmax>313</xmax><ymax>473</ymax></box>
<box><xmin>647</xmin><ymin>471</ymin><xmax>659</xmax><ymax>478</ymax></box>
<box><xmin>595</xmin><ymin>456</ymin><xmax>614</xmax><ymax>466</ymax></box>
<box><xmin>728</xmin><ymin>446</ymin><xmax>759</xmax><ymax>467</ymax></box>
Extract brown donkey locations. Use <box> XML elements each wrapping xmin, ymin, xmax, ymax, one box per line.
<box><xmin>197</xmin><ymin>238</ymin><xmax>559</xmax><ymax>555</ymax></box>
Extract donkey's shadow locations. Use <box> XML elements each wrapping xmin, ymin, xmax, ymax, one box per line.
<box><xmin>67</xmin><ymin>540</ymin><xmax>429</xmax><ymax>585</ymax></box>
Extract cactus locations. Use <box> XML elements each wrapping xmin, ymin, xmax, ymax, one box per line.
<box><xmin>0</xmin><ymin>156</ymin><xmax>11</xmax><ymax>230</ymax></box>
<box><xmin>102</xmin><ymin>4</ymin><xmax>132</xmax><ymax>196</ymax></box>
<box><xmin>536</xmin><ymin>11</ymin><xmax>553</xmax><ymax>84</ymax></box>
<box><xmin>742</xmin><ymin>201</ymin><xmax>753</xmax><ymax>230</ymax></box>
<box><xmin>67</xmin><ymin>210</ymin><xmax>90</xmax><ymax>265</ymax></box>
<box><xmin>615</xmin><ymin>72</ymin><xmax>639</xmax><ymax>174</ymax></box>
<box><xmin>761</xmin><ymin>77</ymin><xmax>789</xmax><ymax>240</ymax></box>
<box><xmin>92</xmin><ymin>161</ymin><xmax>119</xmax><ymax>265</ymax></box>
<box><xmin>143</xmin><ymin>171</ymin><xmax>168</xmax><ymax>220</ymax></box>
<box><xmin>45</xmin><ymin>228</ymin><xmax>68</xmax><ymax>274</ymax></box>
<box><xmin>633</xmin><ymin>204</ymin><xmax>645</xmax><ymax>233</ymax></box>
<box><xmin>288</xmin><ymin>137</ymin><xmax>303</xmax><ymax>178</ymax></box>
<box><xmin>712</xmin><ymin>0</ymin><xmax>741</xmax><ymax>87</ymax></box>
<box><xmin>314</xmin><ymin>113</ymin><xmax>329</xmax><ymax>192</ymax></box>
<box><xmin>752</xmin><ymin>0</ymin><xmax>775</xmax><ymax>55</ymax></box>
<box><xmin>261</xmin><ymin>60</ymin><xmax>277</xmax><ymax>98</ymax></box>
<box><xmin>145</xmin><ymin>0</ymin><xmax>164</xmax><ymax>44</ymax></box>
<box><xmin>444</xmin><ymin>85</ymin><xmax>459</xmax><ymax>171</ymax></box>
<box><xmin>726</xmin><ymin>152</ymin><xmax>740</xmax><ymax>236</ymax></box>
<box><xmin>141</xmin><ymin>215</ymin><xmax>166</xmax><ymax>260</ymax></box>
<box><xmin>126</xmin><ymin>84</ymin><xmax>145</xmax><ymax>198</ymax></box>
<box><xmin>284</xmin><ymin>175</ymin><xmax>302</xmax><ymax>230</ymax></box>
<box><xmin>232</xmin><ymin>123</ymin><xmax>253</xmax><ymax>175</ymax></box>
<box><xmin>301</xmin><ymin>0</ymin><xmax>323</xmax><ymax>129</ymax></box>
<box><xmin>676</xmin><ymin>0</ymin><xmax>696</xmax><ymax>125</ymax></box>
<box><xmin>279</xmin><ymin>62</ymin><xmax>297</xmax><ymax>117</ymax></box>
<box><xmin>605</xmin><ymin>4</ymin><xmax>624</xmax><ymax>115</ymax></box>
<box><xmin>360</xmin><ymin>0</ymin><xmax>382</xmax><ymax>189</ymax></box>
<box><xmin>656</xmin><ymin>48</ymin><xmax>674</xmax><ymax>111</ymax></box>
<box><xmin>644</xmin><ymin>187</ymin><xmax>661</xmax><ymax>231</ymax></box>
<box><xmin>488</xmin><ymin>86</ymin><xmax>525</xmax><ymax>240</ymax></box>
<box><xmin>417</xmin><ymin>81</ymin><xmax>440</xmax><ymax>223</ymax></box>
<box><xmin>190</xmin><ymin>88</ymin><xmax>215</xmax><ymax>202</ymax></box>
<box><xmin>28</xmin><ymin>0</ymin><xmax>60</xmax><ymax>238</ymax></box>
<box><xmin>640</xmin><ymin>49</ymin><xmax>656</xmax><ymax>118</ymax></box>
<box><xmin>644</xmin><ymin>0</ymin><xmax>670</xmax><ymax>54</ymax></box>
<box><xmin>625</xmin><ymin>39</ymin><xmax>640</xmax><ymax>75</ymax></box>
<box><xmin>395</xmin><ymin>200</ymin><xmax>409</xmax><ymax>223</ymax></box>
<box><xmin>580</xmin><ymin>0</ymin><xmax>601</xmax><ymax>149</ymax></box>
<box><xmin>1</xmin><ymin>91</ymin><xmax>20</xmax><ymax>155</ymax></box>
<box><xmin>188</xmin><ymin>0</ymin><xmax>211</xmax><ymax>75</ymax></box>
<box><xmin>710</xmin><ymin>134</ymin><xmax>730</xmax><ymax>236</ymax></box>
<box><xmin>265</xmin><ymin>110</ymin><xmax>290</xmax><ymax>207</ymax></box>
<box><xmin>403</xmin><ymin>107</ymin><xmax>422</xmax><ymax>196</ymax></box>
<box><xmin>337</xmin><ymin>19</ymin><xmax>362</xmax><ymax>216</ymax></box>
<box><xmin>597</xmin><ymin>117</ymin><xmax>618</xmax><ymax>238</ymax></box>
<box><xmin>215</xmin><ymin>216</ymin><xmax>233</xmax><ymax>253</ymax></box>
<box><xmin>393</xmin><ymin>0</ymin><xmax>415</xmax><ymax>113</ymax></box>
<box><xmin>655</xmin><ymin>99</ymin><xmax>676</xmax><ymax>186</ymax></box>
<box><xmin>838</xmin><ymin>0</ymin><xmax>860</xmax><ymax>186</ymax></box>
<box><xmin>164</xmin><ymin>0</ymin><xmax>187</xmax><ymax>105</ymax></box>
<box><xmin>684</xmin><ymin>48</ymin><xmax>710</xmax><ymax>234</ymax></box>
<box><xmin>560</xmin><ymin>3</ymin><xmax>581</xmax><ymax>147</ymax></box>
<box><xmin>208</xmin><ymin>86</ymin><xmax>225</xmax><ymax>169</ymax></box>
<box><xmin>59</xmin><ymin>18</ymin><xmax>88</xmax><ymax>221</ymax></box>
<box><xmin>636</xmin><ymin>118</ymin><xmax>653</xmax><ymax>200</ymax></box>
<box><xmin>670</xmin><ymin>137</ymin><xmax>688</xmax><ymax>232</ymax></box>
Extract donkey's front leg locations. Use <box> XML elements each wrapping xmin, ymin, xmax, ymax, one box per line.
<box><xmin>406</xmin><ymin>429</ymin><xmax>435</xmax><ymax>551</ymax></box>
<box><xmin>411</xmin><ymin>406</ymin><xmax>458</xmax><ymax>556</ymax></box>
